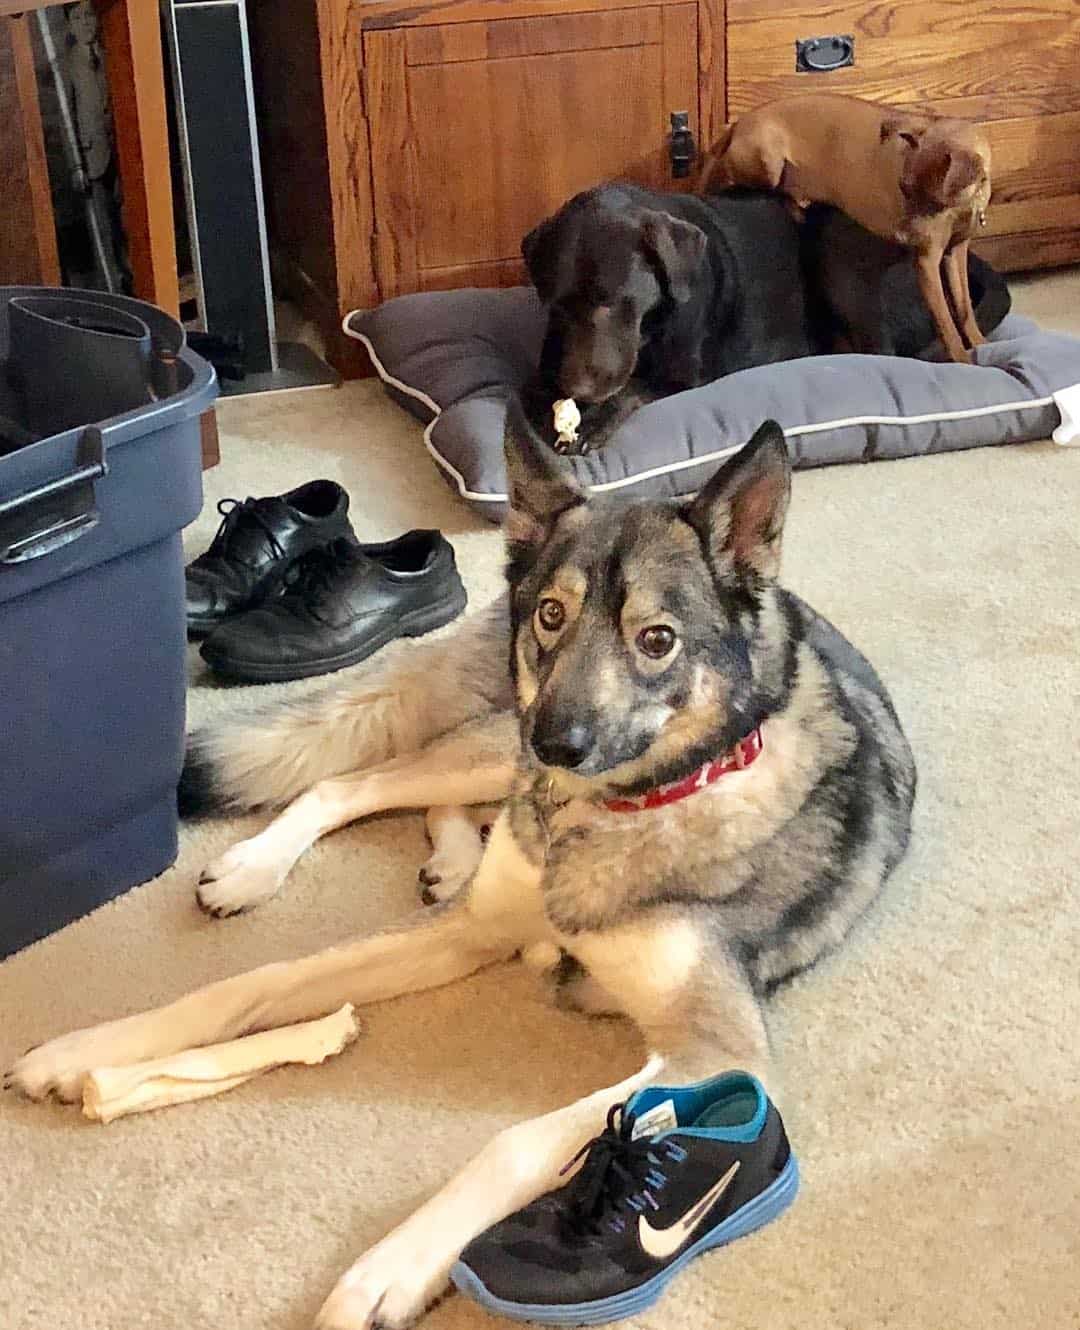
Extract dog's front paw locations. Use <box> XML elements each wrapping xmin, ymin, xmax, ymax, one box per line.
<box><xmin>5</xmin><ymin>1018</ymin><xmax>143</xmax><ymax>1103</ymax></box>
<box><xmin>416</xmin><ymin>845</ymin><xmax>480</xmax><ymax>907</ymax></box>
<box><xmin>315</xmin><ymin>1241</ymin><xmax>450</xmax><ymax>1329</ymax></box>
<box><xmin>197</xmin><ymin>838</ymin><xmax>288</xmax><ymax>917</ymax></box>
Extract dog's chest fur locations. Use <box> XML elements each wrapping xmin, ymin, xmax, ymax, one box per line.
<box><xmin>506</xmin><ymin>658</ymin><xmax>857</xmax><ymax>939</ymax></box>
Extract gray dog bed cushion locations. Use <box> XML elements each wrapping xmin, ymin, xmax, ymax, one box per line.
<box><xmin>343</xmin><ymin>287</ymin><xmax>1080</xmax><ymax>524</ymax></box>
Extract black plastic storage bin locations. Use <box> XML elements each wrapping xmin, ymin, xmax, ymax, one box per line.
<box><xmin>0</xmin><ymin>288</ymin><xmax>217</xmax><ymax>959</ymax></box>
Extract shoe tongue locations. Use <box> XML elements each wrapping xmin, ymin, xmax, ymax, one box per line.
<box><xmin>628</xmin><ymin>1097</ymin><xmax>679</xmax><ymax>1141</ymax></box>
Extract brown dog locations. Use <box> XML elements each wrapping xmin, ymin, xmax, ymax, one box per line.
<box><xmin>700</xmin><ymin>93</ymin><xmax>992</xmax><ymax>363</ymax></box>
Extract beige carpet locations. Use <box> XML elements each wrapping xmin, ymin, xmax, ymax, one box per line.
<box><xmin>3</xmin><ymin>272</ymin><xmax>1080</xmax><ymax>1330</ymax></box>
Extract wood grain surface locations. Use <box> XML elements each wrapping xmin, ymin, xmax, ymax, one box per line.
<box><xmin>727</xmin><ymin>0</ymin><xmax>1080</xmax><ymax>123</ymax></box>
<box><xmin>0</xmin><ymin>15</ymin><xmax>61</xmax><ymax>286</ymax></box>
<box><xmin>366</xmin><ymin>6</ymin><xmax>698</xmax><ymax>296</ymax></box>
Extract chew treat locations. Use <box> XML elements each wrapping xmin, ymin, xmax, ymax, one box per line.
<box><xmin>81</xmin><ymin>1003</ymin><xmax>360</xmax><ymax>1124</ymax></box>
<box><xmin>552</xmin><ymin>398</ymin><xmax>581</xmax><ymax>448</ymax></box>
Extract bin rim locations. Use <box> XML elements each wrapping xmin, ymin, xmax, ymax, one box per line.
<box><xmin>0</xmin><ymin>285</ymin><xmax>219</xmax><ymax>456</ymax></box>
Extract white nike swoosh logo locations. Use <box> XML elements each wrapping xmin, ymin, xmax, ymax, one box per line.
<box><xmin>638</xmin><ymin>1160</ymin><xmax>741</xmax><ymax>1260</ymax></box>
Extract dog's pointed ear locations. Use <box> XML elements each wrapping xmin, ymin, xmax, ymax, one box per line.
<box><xmin>901</xmin><ymin>139</ymin><xmax>983</xmax><ymax>210</ymax></box>
<box><xmin>503</xmin><ymin>394</ymin><xmax>585</xmax><ymax>569</ymax></box>
<box><xmin>928</xmin><ymin>147</ymin><xmax>982</xmax><ymax>207</ymax></box>
<box><xmin>880</xmin><ymin>115</ymin><xmax>926</xmax><ymax>150</ymax></box>
<box><xmin>640</xmin><ymin>211</ymin><xmax>708</xmax><ymax>304</ymax></box>
<box><xmin>683</xmin><ymin>420</ymin><xmax>791</xmax><ymax>577</ymax></box>
<box><xmin>521</xmin><ymin>216</ymin><xmax>560</xmax><ymax>303</ymax></box>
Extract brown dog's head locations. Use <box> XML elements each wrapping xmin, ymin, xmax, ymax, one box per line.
<box><xmin>882</xmin><ymin>114</ymin><xmax>992</xmax><ymax>216</ymax></box>
<box><xmin>522</xmin><ymin>187</ymin><xmax>708</xmax><ymax>403</ymax></box>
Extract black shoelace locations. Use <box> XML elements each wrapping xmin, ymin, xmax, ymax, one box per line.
<box><xmin>279</xmin><ymin>538</ymin><xmax>360</xmax><ymax>606</ymax></box>
<box><xmin>202</xmin><ymin>497</ymin><xmax>287</xmax><ymax>567</ymax></box>
<box><xmin>559</xmin><ymin>1103</ymin><xmax>688</xmax><ymax>1239</ymax></box>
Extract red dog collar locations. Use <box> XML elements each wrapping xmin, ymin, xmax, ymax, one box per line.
<box><xmin>602</xmin><ymin>727</ymin><xmax>764</xmax><ymax>814</ymax></box>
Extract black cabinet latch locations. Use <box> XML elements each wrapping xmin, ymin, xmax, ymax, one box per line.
<box><xmin>669</xmin><ymin>111</ymin><xmax>695</xmax><ymax>179</ymax></box>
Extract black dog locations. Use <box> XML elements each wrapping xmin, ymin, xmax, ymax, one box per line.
<box><xmin>521</xmin><ymin>183</ymin><xmax>817</xmax><ymax>451</ymax></box>
<box><xmin>801</xmin><ymin>206</ymin><xmax>1012</xmax><ymax>358</ymax></box>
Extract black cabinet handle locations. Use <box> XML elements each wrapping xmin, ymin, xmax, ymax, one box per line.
<box><xmin>796</xmin><ymin>35</ymin><xmax>855</xmax><ymax>72</ymax></box>
<box><xmin>669</xmin><ymin>111</ymin><xmax>696</xmax><ymax>179</ymax></box>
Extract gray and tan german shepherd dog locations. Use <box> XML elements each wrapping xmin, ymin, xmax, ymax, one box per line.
<box><xmin>7</xmin><ymin>401</ymin><xmax>915</xmax><ymax>1330</ymax></box>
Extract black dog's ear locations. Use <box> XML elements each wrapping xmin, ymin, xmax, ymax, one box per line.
<box><xmin>503</xmin><ymin>394</ymin><xmax>585</xmax><ymax>571</ymax></box>
<box><xmin>521</xmin><ymin>216</ymin><xmax>561</xmax><ymax>303</ymax></box>
<box><xmin>683</xmin><ymin>420</ymin><xmax>791</xmax><ymax>577</ymax></box>
<box><xmin>639</xmin><ymin>211</ymin><xmax>708</xmax><ymax>304</ymax></box>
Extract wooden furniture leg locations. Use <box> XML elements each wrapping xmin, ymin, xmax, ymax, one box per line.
<box><xmin>0</xmin><ymin>15</ymin><xmax>61</xmax><ymax>286</ymax></box>
<box><xmin>94</xmin><ymin>0</ymin><xmax>219</xmax><ymax>467</ymax></box>
<box><xmin>199</xmin><ymin>411</ymin><xmax>220</xmax><ymax>469</ymax></box>
<box><xmin>93</xmin><ymin>0</ymin><xmax>178</xmax><ymax>314</ymax></box>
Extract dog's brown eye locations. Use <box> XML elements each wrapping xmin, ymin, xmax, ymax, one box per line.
<box><xmin>537</xmin><ymin>599</ymin><xmax>565</xmax><ymax>633</ymax></box>
<box><xmin>637</xmin><ymin>625</ymin><xmax>676</xmax><ymax>658</ymax></box>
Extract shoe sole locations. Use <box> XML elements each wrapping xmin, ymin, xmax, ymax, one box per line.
<box><xmin>450</xmin><ymin>1153</ymin><xmax>799</xmax><ymax>1326</ymax></box>
<box><xmin>200</xmin><ymin>586</ymin><xmax>468</xmax><ymax>683</ymax></box>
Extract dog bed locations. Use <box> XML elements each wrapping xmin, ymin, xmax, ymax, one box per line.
<box><xmin>343</xmin><ymin>288</ymin><xmax>1080</xmax><ymax>523</ymax></box>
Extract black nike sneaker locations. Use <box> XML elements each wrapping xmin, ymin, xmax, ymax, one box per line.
<box><xmin>199</xmin><ymin>530</ymin><xmax>468</xmax><ymax>682</ymax></box>
<box><xmin>185</xmin><ymin>479</ymin><xmax>357</xmax><ymax>636</ymax></box>
<box><xmin>451</xmin><ymin>1071</ymin><xmax>798</xmax><ymax>1325</ymax></box>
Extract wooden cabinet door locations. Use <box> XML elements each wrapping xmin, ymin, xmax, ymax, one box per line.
<box><xmin>363</xmin><ymin>5</ymin><xmax>698</xmax><ymax>300</ymax></box>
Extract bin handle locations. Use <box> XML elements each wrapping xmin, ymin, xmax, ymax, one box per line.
<box><xmin>0</xmin><ymin>427</ymin><xmax>108</xmax><ymax>564</ymax></box>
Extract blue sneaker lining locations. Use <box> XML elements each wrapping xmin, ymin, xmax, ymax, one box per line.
<box><xmin>625</xmin><ymin>1070</ymin><xmax>768</xmax><ymax>1144</ymax></box>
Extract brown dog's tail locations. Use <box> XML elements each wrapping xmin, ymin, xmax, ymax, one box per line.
<box><xmin>698</xmin><ymin>123</ymin><xmax>735</xmax><ymax>194</ymax></box>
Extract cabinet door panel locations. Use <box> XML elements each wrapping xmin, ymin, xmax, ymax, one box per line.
<box><xmin>405</xmin><ymin>10</ymin><xmax>663</xmax><ymax>64</ymax></box>
<box><xmin>365</xmin><ymin>5</ymin><xmax>698</xmax><ymax>298</ymax></box>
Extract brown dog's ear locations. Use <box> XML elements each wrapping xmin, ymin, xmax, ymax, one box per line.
<box><xmin>521</xmin><ymin>216</ymin><xmax>561</xmax><ymax>303</ymax></box>
<box><xmin>880</xmin><ymin>114</ymin><xmax>927</xmax><ymax>150</ymax></box>
<box><xmin>917</xmin><ymin>145</ymin><xmax>983</xmax><ymax>208</ymax></box>
<box><xmin>639</xmin><ymin>211</ymin><xmax>708</xmax><ymax>304</ymax></box>
<box><xmin>503</xmin><ymin>394</ymin><xmax>585</xmax><ymax>570</ymax></box>
<box><xmin>683</xmin><ymin>420</ymin><xmax>791</xmax><ymax>577</ymax></box>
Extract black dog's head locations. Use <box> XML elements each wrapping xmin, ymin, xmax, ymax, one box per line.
<box><xmin>503</xmin><ymin>395</ymin><xmax>792</xmax><ymax>799</ymax></box>
<box><xmin>522</xmin><ymin>187</ymin><xmax>708</xmax><ymax>404</ymax></box>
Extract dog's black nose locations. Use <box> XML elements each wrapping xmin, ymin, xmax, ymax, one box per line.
<box><xmin>532</xmin><ymin>725</ymin><xmax>594</xmax><ymax>770</ymax></box>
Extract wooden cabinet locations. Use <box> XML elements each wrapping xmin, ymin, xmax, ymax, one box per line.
<box><xmin>365</xmin><ymin>5</ymin><xmax>700</xmax><ymax>298</ymax></box>
<box><xmin>248</xmin><ymin>0</ymin><xmax>1079</xmax><ymax>375</ymax></box>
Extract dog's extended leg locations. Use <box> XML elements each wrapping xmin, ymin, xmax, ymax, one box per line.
<box><xmin>5</xmin><ymin>906</ymin><xmax>505</xmax><ymax>1103</ymax></box>
<box><xmin>196</xmin><ymin>715</ymin><xmax>517</xmax><ymax>917</ymax></box>
<box><xmin>314</xmin><ymin>913</ymin><xmax>771</xmax><ymax>1330</ymax></box>
<box><xmin>943</xmin><ymin>240</ymin><xmax>985</xmax><ymax>349</ymax></box>
<box><xmin>314</xmin><ymin>1057</ymin><xmax>665</xmax><ymax>1330</ymax></box>
<box><xmin>7</xmin><ymin>815</ymin><xmax>540</xmax><ymax>1103</ymax></box>
<box><xmin>916</xmin><ymin>250</ymin><xmax>970</xmax><ymax>363</ymax></box>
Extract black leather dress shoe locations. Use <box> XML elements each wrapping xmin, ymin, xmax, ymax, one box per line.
<box><xmin>185</xmin><ymin>480</ymin><xmax>357</xmax><ymax>636</ymax></box>
<box><xmin>199</xmin><ymin>531</ymin><xmax>468</xmax><ymax>682</ymax></box>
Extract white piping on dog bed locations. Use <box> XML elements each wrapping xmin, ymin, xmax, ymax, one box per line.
<box><xmin>343</xmin><ymin>326</ymin><xmax>498</xmax><ymax>503</ymax></box>
<box><xmin>343</xmin><ymin>316</ymin><xmax>1069</xmax><ymax>503</ymax></box>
